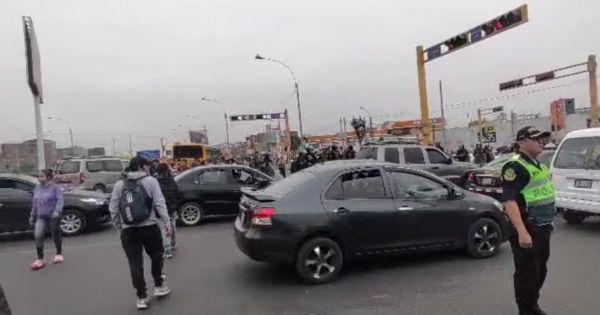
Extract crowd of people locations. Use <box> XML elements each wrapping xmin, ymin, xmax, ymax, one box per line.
<box><xmin>291</xmin><ymin>145</ymin><xmax>355</xmax><ymax>173</ymax></box>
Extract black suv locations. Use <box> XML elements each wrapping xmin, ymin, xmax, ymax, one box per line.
<box><xmin>0</xmin><ymin>174</ymin><xmax>110</xmax><ymax>236</ymax></box>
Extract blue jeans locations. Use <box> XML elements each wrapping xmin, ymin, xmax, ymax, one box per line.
<box><xmin>34</xmin><ymin>217</ymin><xmax>62</xmax><ymax>259</ymax></box>
<box><xmin>160</xmin><ymin>213</ymin><xmax>177</xmax><ymax>254</ymax></box>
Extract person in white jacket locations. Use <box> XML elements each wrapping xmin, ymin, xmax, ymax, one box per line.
<box><xmin>109</xmin><ymin>157</ymin><xmax>172</xmax><ymax>310</ymax></box>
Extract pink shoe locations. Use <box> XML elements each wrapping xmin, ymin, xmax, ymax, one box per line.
<box><xmin>53</xmin><ymin>255</ymin><xmax>64</xmax><ymax>264</ymax></box>
<box><xmin>31</xmin><ymin>259</ymin><xmax>45</xmax><ymax>271</ymax></box>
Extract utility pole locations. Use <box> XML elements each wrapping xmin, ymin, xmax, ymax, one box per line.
<box><xmin>416</xmin><ymin>45</ymin><xmax>431</xmax><ymax>145</ymax></box>
<box><xmin>588</xmin><ymin>55</ymin><xmax>599</xmax><ymax>127</ymax></box>
<box><xmin>128</xmin><ymin>133</ymin><xmax>133</xmax><ymax>157</ymax></box>
<box><xmin>510</xmin><ymin>111</ymin><xmax>516</xmax><ymax>140</ymax></box>
<box><xmin>477</xmin><ymin>109</ymin><xmax>483</xmax><ymax>147</ymax></box>
<box><xmin>439</xmin><ymin>80</ymin><xmax>445</xmax><ymax>145</ymax></box>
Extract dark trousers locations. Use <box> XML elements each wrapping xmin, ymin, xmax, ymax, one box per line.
<box><xmin>34</xmin><ymin>217</ymin><xmax>62</xmax><ymax>259</ymax></box>
<box><xmin>509</xmin><ymin>224</ymin><xmax>552</xmax><ymax>312</ymax></box>
<box><xmin>120</xmin><ymin>225</ymin><xmax>164</xmax><ymax>298</ymax></box>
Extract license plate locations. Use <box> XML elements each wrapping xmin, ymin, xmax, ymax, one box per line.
<box><xmin>574</xmin><ymin>179</ymin><xmax>593</xmax><ymax>189</ymax></box>
<box><xmin>481</xmin><ymin>178</ymin><xmax>493</xmax><ymax>185</ymax></box>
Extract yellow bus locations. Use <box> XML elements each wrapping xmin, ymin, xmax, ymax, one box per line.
<box><xmin>172</xmin><ymin>143</ymin><xmax>220</xmax><ymax>163</ymax></box>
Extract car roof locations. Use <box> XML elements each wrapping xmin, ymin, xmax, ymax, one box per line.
<box><xmin>60</xmin><ymin>157</ymin><xmax>125</xmax><ymax>161</ymax></box>
<box><xmin>564</xmin><ymin>127</ymin><xmax>600</xmax><ymax>139</ymax></box>
<box><xmin>0</xmin><ymin>173</ymin><xmax>38</xmax><ymax>183</ymax></box>
<box><xmin>182</xmin><ymin>164</ymin><xmax>274</xmax><ymax>179</ymax></box>
<box><xmin>305</xmin><ymin>160</ymin><xmax>417</xmax><ymax>172</ymax></box>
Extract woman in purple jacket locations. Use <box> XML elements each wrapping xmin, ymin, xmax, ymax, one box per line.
<box><xmin>29</xmin><ymin>169</ymin><xmax>64</xmax><ymax>270</ymax></box>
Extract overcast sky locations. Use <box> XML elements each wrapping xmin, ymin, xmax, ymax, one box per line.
<box><xmin>1</xmin><ymin>0</ymin><xmax>599</xmax><ymax>152</ymax></box>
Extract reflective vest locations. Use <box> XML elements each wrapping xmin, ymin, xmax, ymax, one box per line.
<box><xmin>509</xmin><ymin>154</ymin><xmax>556</xmax><ymax>225</ymax></box>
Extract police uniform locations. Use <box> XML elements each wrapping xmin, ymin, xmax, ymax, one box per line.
<box><xmin>501</xmin><ymin>127</ymin><xmax>555</xmax><ymax>315</ymax></box>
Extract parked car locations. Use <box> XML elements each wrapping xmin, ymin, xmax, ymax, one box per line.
<box><xmin>174</xmin><ymin>165</ymin><xmax>273</xmax><ymax>226</ymax></box>
<box><xmin>551</xmin><ymin>128</ymin><xmax>600</xmax><ymax>224</ymax></box>
<box><xmin>235</xmin><ymin>160</ymin><xmax>508</xmax><ymax>284</ymax></box>
<box><xmin>54</xmin><ymin>158</ymin><xmax>129</xmax><ymax>193</ymax></box>
<box><xmin>0</xmin><ymin>174</ymin><xmax>110</xmax><ymax>236</ymax></box>
<box><xmin>356</xmin><ymin>144</ymin><xmax>477</xmax><ymax>185</ymax></box>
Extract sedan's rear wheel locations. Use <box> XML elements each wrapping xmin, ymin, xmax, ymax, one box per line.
<box><xmin>466</xmin><ymin>218</ymin><xmax>501</xmax><ymax>258</ymax></box>
<box><xmin>178</xmin><ymin>203</ymin><xmax>203</xmax><ymax>226</ymax></box>
<box><xmin>295</xmin><ymin>237</ymin><xmax>343</xmax><ymax>285</ymax></box>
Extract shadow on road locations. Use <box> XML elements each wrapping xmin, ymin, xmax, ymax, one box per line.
<box><xmin>0</xmin><ymin>223</ymin><xmax>113</xmax><ymax>243</ymax></box>
<box><xmin>557</xmin><ymin>217</ymin><xmax>600</xmax><ymax>233</ymax></box>
<box><xmin>234</xmin><ymin>249</ymin><xmax>477</xmax><ymax>287</ymax></box>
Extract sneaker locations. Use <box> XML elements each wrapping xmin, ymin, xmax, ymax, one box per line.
<box><xmin>164</xmin><ymin>251</ymin><xmax>174</xmax><ymax>259</ymax></box>
<box><xmin>136</xmin><ymin>297</ymin><xmax>150</xmax><ymax>310</ymax></box>
<box><xmin>30</xmin><ymin>259</ymin><xmax>45</xmax><ymax>271</ymax></box>
<box><xmin>53</xmin><ymin>255</ymin><xmax>64</xmax><ymax>264</ymax></box>
<box><xmin>153</xmin><ymin>286</ymin><xmax>171</xmax><ymax>298</ymax></box>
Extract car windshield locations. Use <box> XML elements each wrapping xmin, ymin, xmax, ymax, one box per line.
<box><xmin>260</xmin><ymin>168</ymin><xmax>316</xmax><ymax>196</ymax></box>
<box><xmin>554</xmin><ymin>137</ymin><xmax>600</xmax><ymax>170</ymax></box>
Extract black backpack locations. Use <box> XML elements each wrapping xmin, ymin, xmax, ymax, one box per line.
<box><xmin>118</xmin><ymin>176</ymin><xmax>153</xmax><ymax>224</ymax></box>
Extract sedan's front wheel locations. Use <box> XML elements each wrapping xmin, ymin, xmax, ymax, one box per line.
<box><xmin>60</xmin><ymin>209</ymin><xmax>87</xmax><ymax>236</ymax></box>
<box><xmin>295</xmin><ymin>237</ymin><xmax>343</xmax><ymax>285</ymax></box>
<box><xmin>466</xmin><ymin>218</ymin><xmax>501</xmax><ymax>258</ymax></box>
<box><xmin>178</xmin><ymin>203</ymin><xmax>203</xmax><ymax>226</ymax></box>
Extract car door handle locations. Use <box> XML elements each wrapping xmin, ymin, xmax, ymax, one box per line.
<box><xmin>333</xmin><ymin>207</ymin><xmax>350</xmax><ymax>214</ymax></box>
<box><xmin>430</xmin><ymin>166</ymin><xmax>440</xmax><ymax>170</ymax></box>
<box><xmin>398</xmin><ymin>206</ymin><xmax>413</xmax><ymax>211</ymax></box>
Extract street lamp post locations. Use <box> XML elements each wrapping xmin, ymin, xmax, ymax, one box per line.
<box><xmin>201</xmin><ymin>97</ymin><xmax>230</xmax><ymax>146</ymax></box>
<box><xmin>360</xmin><ymin>106</ymin><xmax>374</xmax><ymax>138</ymax></box>
<box><xmin>255</xmin><ymin>54</ymin><xmax>304</xmax><ymax>141</ymax></box>
<box><xmin>47</xmin><ymin>117</ymin><xmax>74</xmax><ymax>153</ymax></box>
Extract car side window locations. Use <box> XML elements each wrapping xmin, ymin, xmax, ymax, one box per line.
<box><xmin>388</xmin><ymin>171</ymin><xmax>448</xmax><ymax>200</ymax></box>
<box><xmin>86</xmin><ymin>161</ymin><xmax>104</xmax><ymax>173</ymax></box>
<box><xmin>196</xmin><ymin>170</ymin><xmax>228</xmax><ymax>185</ymax></box>
<box><xmin>403</xmin><ymin>148</ymin><xmax>425</xmax><ymax>164</ymax></box>
<box><xmin>328</xmin><ymin>169</ymin><xmax>387</xmax><ymax>200</ymax></box>
<box><xmin>426</xmin><ymin>149</ymin><xmax>448</xmax><ymax>164</ymax></box>
<box><xmin>0</xmin><ymin>180</ymin><xmax>15</xmax><ymax>189</ymax></box>
<box><xmin>384</xmin><ymin>148</ymin><xmax>400</xmax><ymax>163</ymax></box>
<box><xmin>104</xmin><ymin>160</ymin><xmax>124</xmax><ymax>172</ymax></box>
<box><xmin>232</xmin><ymin>169</ymin><xmax>256</xmax><ymax>185</ymax></box>
<box><xmin>14</xmin><ymin>182</ymin><xmax>34</xmax><ymax>193</ymax></box>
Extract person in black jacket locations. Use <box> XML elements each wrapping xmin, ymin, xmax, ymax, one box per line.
<box><xmin>156</xmin><ymin>163</ymin><xmax>181</xmax><ymax>258</ymax></box>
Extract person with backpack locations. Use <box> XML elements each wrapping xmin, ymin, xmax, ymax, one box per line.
<box><xmin>109</xmin><ymin>157</ymin><xmax>172</xmax><ymax>310</ymax></box>
<box><xmin>29</xmin><ymin>169</ymin><xmax>64</xmax><ymax>271</ymax></box>
<box><xmin>156</xmin><ymin>163</ymin><xmax>180</xmax><ymax>258</ymax></box>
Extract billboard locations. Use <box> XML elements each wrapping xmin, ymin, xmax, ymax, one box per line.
<box><xmin>23</xmin><ymin>16</ymin><xmax>43</xmax><ymax>102</ymax></box>
<box><xmin>136</xmin><ymin>150</ymin><xmax>160</xmax><ymax>161</ymax></box>
<box><xmin>189</xmin><ymin>130</ymin><xmax>208</xmax><ymax>144</ymax></box>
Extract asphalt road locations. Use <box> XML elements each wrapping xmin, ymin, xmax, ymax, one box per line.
<box><xmin>1</xmin><ymin>217</ymin><xmax>599</xmax><ymax>315</ymax></box>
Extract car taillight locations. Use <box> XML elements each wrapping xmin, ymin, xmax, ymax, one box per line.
<box><xmin>251</xmin><ymin>207</ymin><xmax>276</xmax><ymax>226</ymax></box>
<box><xmin>79</xmin><ymin>172</ymin><xmax>86</xmax><ymax>184</ymax></box>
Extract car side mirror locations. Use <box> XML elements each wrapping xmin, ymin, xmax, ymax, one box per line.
<box><xmin>446</xmin><ymin>158</ymin><xmax>453</xmax><ymax>165</ymax></box>
<box><xmin>447</xmin><ymin>187</ymin><xmax>462</xmax><ymax>200</ymax></box>
<box><xmin>257</xmin><ymin>178</ymin><xmax>270</xmax><ymax>188</ymax></box>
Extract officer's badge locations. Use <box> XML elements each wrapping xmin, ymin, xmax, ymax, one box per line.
<box><xmin>503</xmin><ymin>168</ymin><xmax>517</xmax><ymax>181</ymax></box>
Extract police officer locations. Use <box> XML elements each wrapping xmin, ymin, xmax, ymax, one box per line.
<box><xmin>501</xmin><ymin>126</ymin><xmax>555</xmax><ymax>315</ymax></box>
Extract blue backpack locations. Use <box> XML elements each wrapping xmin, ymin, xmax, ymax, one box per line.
<box><xmin>118</xmin><ymin>176</ymin><xmax>153</xmax><ymax>224</ymax></box>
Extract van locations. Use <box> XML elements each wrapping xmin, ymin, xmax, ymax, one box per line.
<box><xmin>55</xmin><ymin>158</ymin><xmax>129</xmax><ymax>193</ymax></box>
<box><xmin>551</xmin><ymin>128</ymin><xmax>600</xmax><ymax>224</ymax></box>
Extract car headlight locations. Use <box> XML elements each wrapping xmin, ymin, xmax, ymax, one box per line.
<box><xmin>80</xmin><ymin>198</ymin><xmax>105</xmax><ymax>206</ymax></box>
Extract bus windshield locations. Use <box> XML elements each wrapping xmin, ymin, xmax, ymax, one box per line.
<box><xmin>173</xmin><ymin>145</ymin><xmax>204</xmax><ymax>160</ymax></box>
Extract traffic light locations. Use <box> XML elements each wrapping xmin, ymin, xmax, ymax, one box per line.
<box><xmin>492</xmin><ymin>106</ymin><xmax>504</xmax><ymax>113</ymax></box>
<box><xmin>444</xmin><ymin>35</ymin><xmax>468</xmax><ymax>51</ymax></box>
<box><xmin>229</xmin><ymin>113</ymin><xmax>283</xmax><ymax>121</ymax></box>
<box><xmin>482</xmin><ymin>8</ymin><xmax>523</xmax><ymax>36</ymax></box>
<box><xmin>499</xmin><ymin>79</ymin><xmax>523</xmax><ymax>91</ymax></box>
<box><xmin>535</xmin><ymin>71</ymin><xmax>555</xmax><ymax>82</ymax></box>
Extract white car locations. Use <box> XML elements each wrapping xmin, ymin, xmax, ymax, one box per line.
<box><xmin>551</xmin><ymin>128</ymin><xmax>600</xmax><ymax>223</ymax></box>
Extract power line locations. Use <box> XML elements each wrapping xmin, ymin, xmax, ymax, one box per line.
<box><xmin>443</xmin><ymin>77</ymin><xmax>590</xmax><ymax>111</ymax></box>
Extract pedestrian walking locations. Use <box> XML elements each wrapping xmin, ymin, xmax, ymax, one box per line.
<box><xmin>109</xmin><ymin>157</ymin><xmax>172</xmax><ymax>310</ymax></box>
<box><xmin>501</xmin><ymin>126</ymin><xmax>554</xmax><ymax>315</ymax></box>
<box><xmin>29</xmin><ymin>169</ymin><xmax>64</xmax><ymax>271</ymax></box>
<box><xmin>156</xmin><ymin>163</ymin><xmax>180</xmax><ymax>258</ymax></box>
